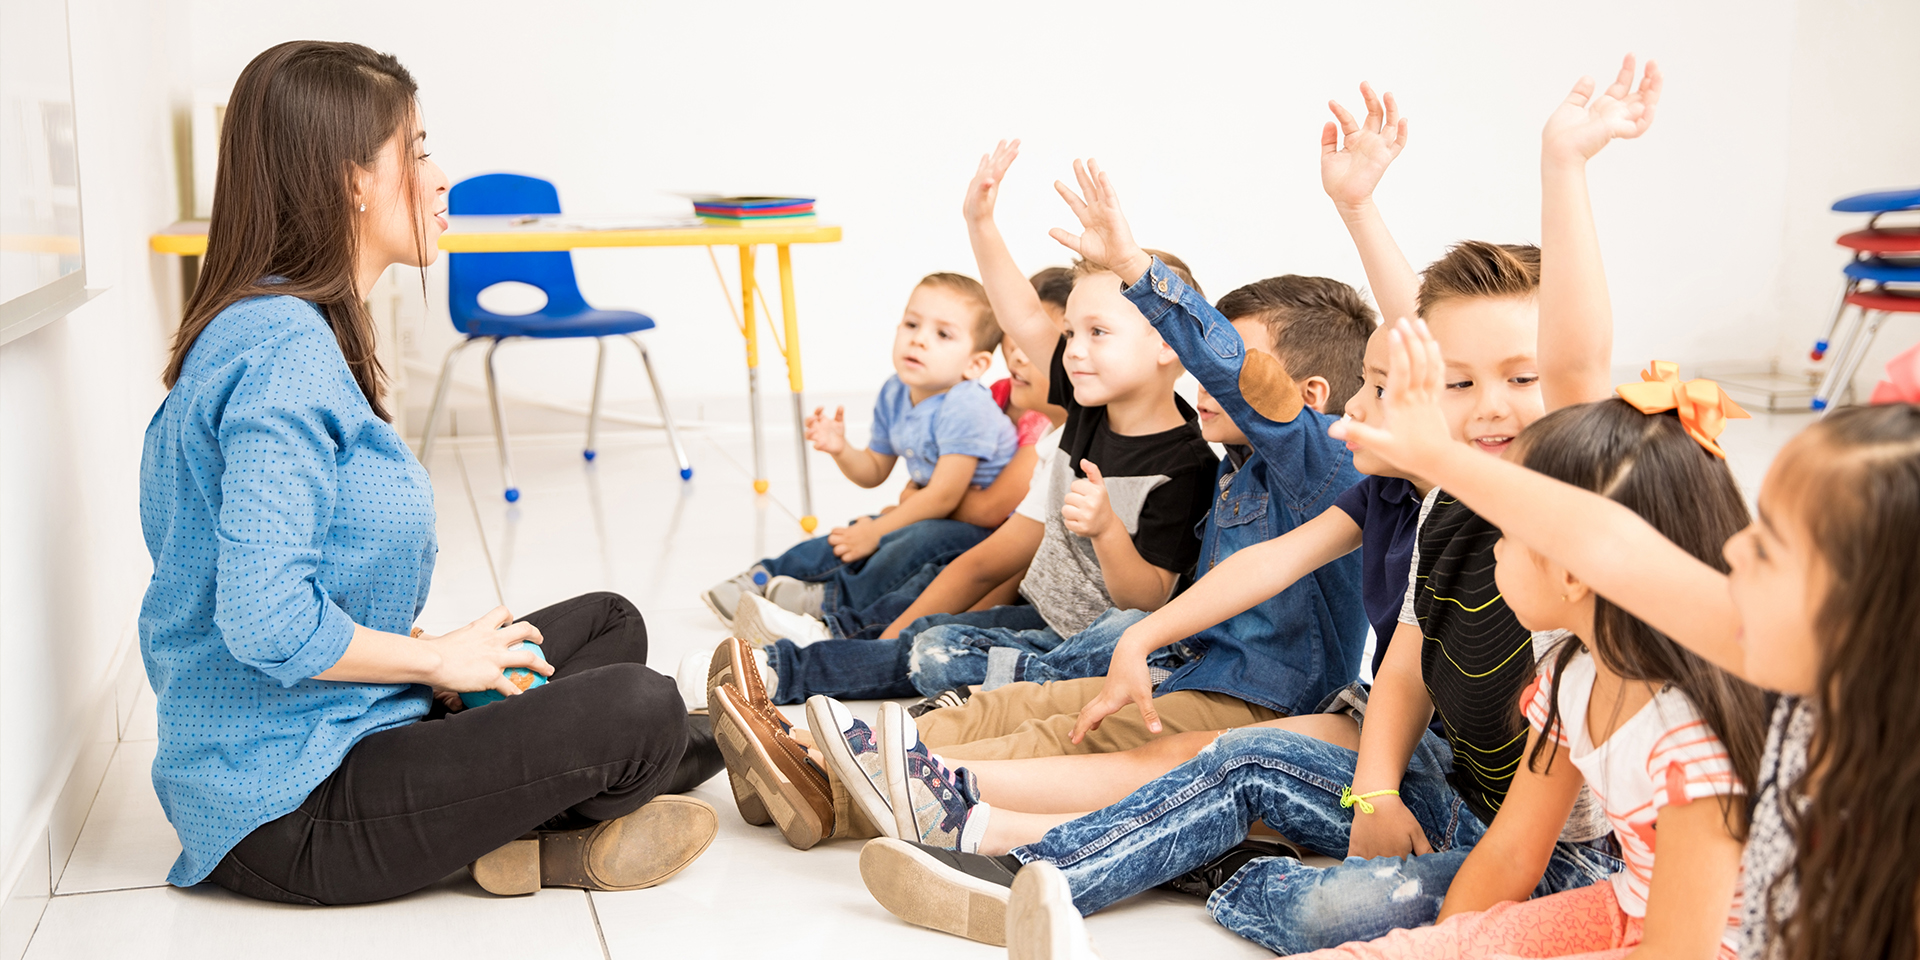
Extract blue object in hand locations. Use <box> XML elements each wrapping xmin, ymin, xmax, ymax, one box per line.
<box><xmin>459</xmin><ymin>640</ymin><xmax>550</xmax><ymax>708</ymax></box>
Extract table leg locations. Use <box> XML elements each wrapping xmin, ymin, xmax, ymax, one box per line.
<box><xmin>740</xmin><ymin>245</ymin><xmax>768</xmax><ymax>494</ymax></box>
<box><xmin>776</xmin><ymin>244</ymin><xmax>816</xmax><ymax>533</ymax></box>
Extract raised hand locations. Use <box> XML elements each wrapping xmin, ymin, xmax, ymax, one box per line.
<box><xmin>422</xmin><ymin>606</ymin><xmax>551</xmax><ymax>698</ymax></box>
<box><xmin>1542</xmin><ymin>54</ymin><xmax>1661</xmax><ymax>164</ymax></box>
<box><xmin>963</xmin><ymin>139</ymin><xmax>1021</xmax><ymax>226</ymax></box>
<box><xmin>1048</xmin><ymin>160</ymin><xmax>1152</xmax><ymax>285</ymax></box>
<box><xmin>805</xmin><ymin>405</ymin><xmax>848</xmax><ymax>455</ymax></box>
<box><xmin>1061</xmin><ymin>459</ymin><xmax>1119</xmax><ymax>540</ymax></box>
<box><xmin>1071</xmin><ymin>640</ymin><xmax>1161</xmax><ymax>743</ymax></box>
<box><xmin>1329</xmin><ymin>319</ymin><xmax>1456</xmax><ymax>475</ymax></box>
<box><xmin>828</xmin><ymin>515</ymin><xmax>883</xmax><ymax>562</ymax></box>
<box><xmin>1321</xmin><ymin>82</ymin><xmax>1408</xmax><ymax>212</ymax></box>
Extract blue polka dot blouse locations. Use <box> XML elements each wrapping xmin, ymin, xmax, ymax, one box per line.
<box><xmin>137</xmin><ymin>295</ymin><xmax>436</xmax><ymax>886</ymax></box>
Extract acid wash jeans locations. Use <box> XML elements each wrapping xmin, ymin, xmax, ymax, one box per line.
<box><xmin>1009</xmin><ymin>726</ymin><xmax>1621</xmax><ymax>955</ymax></box>
<box><xmin>908</xmin><ymin>608</ymin><xmax>1191</xmax><ymax>697</ymax></box>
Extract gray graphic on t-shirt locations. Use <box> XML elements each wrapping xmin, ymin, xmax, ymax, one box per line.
<box><xmin>1019</xmin><ymin>453</ymin><xmax>1170</xmax><ymax>638</ymax></box>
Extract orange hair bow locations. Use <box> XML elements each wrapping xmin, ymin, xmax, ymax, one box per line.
<box><xmin>1615</xmin><ymin>361</ymin><xmax>1750</xmax><ymax>459</ymax></box>
<box><xmin>1869</xmin><ymin>342</ymin><xmax>1920</xmax><ymax>406</ymax></box>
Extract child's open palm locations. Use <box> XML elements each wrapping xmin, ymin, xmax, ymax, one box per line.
<box><xmin>1049</xmin><ymin>160</ymin><xmax>1152</xmax><ymax>284</ymax></box>
<box><xmin>962</xmin><ymin>140</ymin><xmax>1020</xmax><ymax>226</ymax></box>
<box><xmin>1320</xmin><ymin>82</ymin><xmax>1408</xmax><ymax>210</ymax></box>
<box><xmin>1543</xmin><ymin>54</ymin><xmax>1661</xmax><ymax>164</ymax></box>
<box><xmin>805</xmin><ymin>405</ymin><xmax>847</xmax><ymax>455</ymax></box>
<box><xmin>1328</xmin><ymin>319</ymin><xmax>1457</xmax><ymax>477</ymax></box>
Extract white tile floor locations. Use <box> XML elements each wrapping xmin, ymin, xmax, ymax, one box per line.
<box><xmin>24</xmin><ymin>408</ymin><xmax>1814</xmax><ymax>959</ymax></box>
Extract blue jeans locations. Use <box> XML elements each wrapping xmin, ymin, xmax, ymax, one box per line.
<box><xmin>760</xmin><ymin>518</ymin><xmax>993</xmax><ymax>640</ymax></box>
<box><xmin>763</xmin><ymin>606</ymin><xmax>1047</xmax><ymax>705</ymax></box>
<box><xmin>1011</xmin><ymin>726</ymin><xmax>1620</xmax><ymax>955</ymax></box>
<box><xmin>908</xmin><ymin>608</ymin><xmax>1187</xmax><ymax>698</ymax></box>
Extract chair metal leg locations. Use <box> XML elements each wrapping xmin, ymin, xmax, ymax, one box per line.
<box><xmin>629</xmin><ymin>334</ymin><xmax>692</xmax><ymax>480</ymax></box>
<box><xmin>418</xmin><ymin>338</ymin><xmax>479</xmax><ymax>470</ymax></box>
<box><xmin>483</xmin><ymin>338</ymin><xmax>520</xmax><ymax>501</ymax></box>
<box><xmin>1817</xmin><ymin>310</ymin><xmax>1886</xmax><ymax>417</ymax></box>
<box><xmin>1812</xmin><ymin>303</ymin><xmax>1869</xmax><ymax>412</ymax></box>
<box><xmin>1811</xmin><ymin>276</ymin><xmax>1859</xmax><ymax>361</ymax></box>
<box><xmin>585</xmin><ymin>338</ymin><xmax>608</xmax><ymax>461</ymax></box>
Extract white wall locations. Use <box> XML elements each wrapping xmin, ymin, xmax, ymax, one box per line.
<box><xmin>0</xmin><ymin>0</ymin><xmax>188</xmax><ymax>925</ymax></box>
<box><xmin>181</xmin><ymin>0</ymin><xmax>1919</xmax><ymax>422</ymax></box>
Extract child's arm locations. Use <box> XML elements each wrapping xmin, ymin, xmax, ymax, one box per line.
<box><xmin>963</xmin><ymin>141</ymin><xmax>1064</xmax><ymax>372</ymax></box>
<box><xmin>827</xmin><ymin>453</ymin><xmax>980</xmax><ymax>562</ymax></box>
<box><xmin>1629</xmin><ymin>794</ymin><xmax>1744</xmax><ymax>960</ymax></box>
<box><xmin>1435</xmin><ymin>728</ymin><xmax>1586</xmax><ymax>918</ymax></box>
<box><xmin>1345</xmin><ymin>620</ymin><xmax>1442</xmax><ymax>859</ymax></box>
<box><xmin>1071</xmin><ymin>507</ymin><xmax>1363</xmax><ymax>740</ymax></box>
<box><xmin>879</xmin><ymin>516</ymin><xmax>1045</xmax><ymax>638</ymax></box>
<box><xmin>1322</xmin><ymin>83</ymin><xmax>1420</xmax><ymax>325</ymax></box>
<box><xmin>1332</xmin><ymin>321</ymin><xmax>1747</xmax><ymax>677</ymax></box>
<box><xmin>968</xmin><ymin>573</ymin><xmax>1025</xmax><ymax>611</ymax></box>
<box><xmin>1538</xmin><ymin>56</ymin><xmax>1662</xmax><ymax>411</ymax></box>
<box><xmin>946</xmin><ymin>443</ymin><xmax>1038</xmax><ymax>528</ymax></box>
<box><xmin>806</xmin><ymin>405</ymin><xmax>897</xmax><ymax>488</ymax></box>
<box><xmin>1062</xmin><ymin>459</ymin><xmax>1180</xmax><ymax>612</ymax></box>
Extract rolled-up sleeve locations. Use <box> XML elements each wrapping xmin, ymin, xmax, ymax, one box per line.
<box><xmin>211</xmin><ymin>338</ymin><xmax>355</xmax><ymax>686</ymax></box>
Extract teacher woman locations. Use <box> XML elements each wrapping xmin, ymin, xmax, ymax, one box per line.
<box><xmin>139</xmin><ymin>40</ymin><xmax>717</xmax><ymax>905</ymax></box>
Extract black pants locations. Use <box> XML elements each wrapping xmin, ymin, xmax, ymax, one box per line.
<box><xmin>208</xmin><ymin>592</ymin><xmax>689</xmax><ymax>905</ymax></box>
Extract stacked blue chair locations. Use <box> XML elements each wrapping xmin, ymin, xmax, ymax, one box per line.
<box><xmin>1809</xmin><ymin>186</ymin><xmax>1920</xmax><ymax>413</ymax></box>
<box><xmin>418</xmin><ymin>173</ymin><xmax>691</xmax><ymax>500</ymax></box>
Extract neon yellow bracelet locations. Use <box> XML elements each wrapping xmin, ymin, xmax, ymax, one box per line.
<box><xmin>1340</xmin><ymin>785</ymin><xmax>1400</xmax><ymax>815</ymax></box>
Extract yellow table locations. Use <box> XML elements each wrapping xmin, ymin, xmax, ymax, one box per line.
<box><xmin>150</xmin><ymin>218</ymin><xmax>843</xmax><ymax>532</ymax></box>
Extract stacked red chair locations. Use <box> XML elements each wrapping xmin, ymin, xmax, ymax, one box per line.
<box><xmin>1810</xmin><ymin>187</ymin><xmax>1920</xmax><ymax>412</ymax></box>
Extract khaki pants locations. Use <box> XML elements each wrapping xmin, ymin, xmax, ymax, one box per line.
<box><xmin>917</xmin><ymin>677</ymin><xmax>1282</xmax><ymax>761</ymax></box>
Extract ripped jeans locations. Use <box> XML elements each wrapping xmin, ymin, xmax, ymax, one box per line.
<box><xmin>1011</xmin><ymin>726</ymin><xmax>1620</xmax><ymax>955</ymax></box>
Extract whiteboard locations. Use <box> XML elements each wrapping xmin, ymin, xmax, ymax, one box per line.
<box><xmin>0</xmin><ymin>0</ymin><xmax>88</xmax><ymax>344</ymax></box>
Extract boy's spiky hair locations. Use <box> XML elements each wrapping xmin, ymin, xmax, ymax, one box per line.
<box><xmin>1216</xmin><ymin>276</ymin><xmax>1376</xmax><ymax>416</ymax></box>
<box><xmin>1415</xmin><ymin>241</ymin><xmax>1541</xmax><ymax>317</ymax></box>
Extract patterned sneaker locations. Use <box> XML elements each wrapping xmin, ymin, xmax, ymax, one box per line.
<box><xmin>764</xmin><ymin>575</ymin><xmax>826</xmax><ymax>617</ymax></box>
<box><xmin>1009</xmin><ymin>861</ymin><xmax>1101</xmax><ymax>960</ymax></box>
<box><xmin>1155</xmin><ymin>836</ymin><xmax>1303</xmax><ymax>898</ymax></box>
<box><xmin>711</xmin><ymin>683</ymin><xmax>832</xmax><ymax>849</ymax></box>
<box><xmin>702</xmin><ymin>565</ymin><xmax>770</xmax><ymax>629</ymax></box>
<box><xmin>859</xmin><ymin>837</ymin><xmax>1022</xmax><ymax>945</ymax></box>
<box><xmin>734</xmin><ymin>593</ymin><xmax>832</xmax><ymax>648</ymax></box>
<box><xmin>879</xmin><ymin>700</ymin><xmax>991</xmax><ymax>851</ymax></box>
<box><xmin>807</xmin><ymin>696</ymin><xmax>897</xmax><ymax>840</ymax></box>
<box><xmin>906</xmin><ymin>684</ymin><xmax>973</xmax><ymax>718</ymax></box>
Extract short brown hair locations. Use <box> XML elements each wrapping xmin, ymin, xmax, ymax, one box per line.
<box><xmin>1070</xmin><ymin>248</ymin><xmax>1203</xmax><ymax>299</ymax></box>
<box><xmin>1216</xmin><ymin>276</ymin><xmax>1376</xmax><ymax>415</ymax></box>
<box><xmin>1029</xmin><ymin>267</ymin><xmax>1073</xmax><ymax>312</ymax></box>
<box><xmin>917</xmin><ymin>272</ymin><xmax>1000</xmax><ymax>353</ymax></box>
<box><xmin>1415</xmin><ymin>241</ymin><xmax>1541</xmax><ymax>318</ymax></box>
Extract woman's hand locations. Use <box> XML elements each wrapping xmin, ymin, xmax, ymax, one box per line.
<box><xmin>421</xmin><ymin>606</ymin><xmax>550</xmax><ymax>698</ymax></box>
<box><xmin>1346</xmin><ymin>794</ymin><xmax>1436</xmax><ymax>860</ymax></box>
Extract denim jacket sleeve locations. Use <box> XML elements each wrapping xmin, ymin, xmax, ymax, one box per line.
<box><xmin>1123</xmin><ymin>257</ymin><xmax>1357</xmax><ymax>515</ymax></box>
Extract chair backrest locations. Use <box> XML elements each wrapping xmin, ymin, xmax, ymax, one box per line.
<box><xmin>447</xmin><ymin>173</ymin><xmax>589</xmax><ymax>329</ymax></box>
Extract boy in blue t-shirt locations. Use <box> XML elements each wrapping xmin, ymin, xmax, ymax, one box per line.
<box><xmin>702</xmin><ymin>273</ymin><xmax>1018</xmax><ymax>638</ymax></box>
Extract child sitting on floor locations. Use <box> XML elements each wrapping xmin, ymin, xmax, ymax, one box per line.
<box><xmin>700</xmin><ymin>272</ymin><xmax>1018</xmax><ymax>633</ymax></box>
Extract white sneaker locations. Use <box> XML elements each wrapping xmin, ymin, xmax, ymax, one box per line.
<box><xmin>702</xmin><ymin>566</ymin><xmax>770</xmax><ymax>630</ymax></box>
<box><xmin>678</xmin><ymin>640</ymin><xmax>779</xmax><ymax>715</ymax></box>
<box><xmin>1009</xmin><ymin>862</ymin><xmax>1101</xmax><ymax>960</ymax></box>
<box><xmin>734</xmin><ymin>593</ymin><xmax>832</xmax><ymax>648</ymax></box>
<box><xmin>764</xmin><ymin>576</ymin><xmax>826</xmax><ymax>617</ymax></box>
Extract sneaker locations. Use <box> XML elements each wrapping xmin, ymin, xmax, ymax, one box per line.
<box><xmin>859</xmin><ymin>837</ymin><xmax>1022</xmax><ymax>945</ymax></box>
<box><xmin>705</xmin><ymin>638</ymin><xmax>781</xmax><ymax>826</ymax></box>
<box><xmin>1009</xmin><ymin>862</ymin><xmax>1101</xmax><ymax>960</ymax></box>
<box><xmin>734</xmin><ymin>593</ymin><xmax>832</xmax><ymax>648</ymax></box>
<box><xmin>764</xmin><ymin>575</ymin><xmax>825</xmax><ymax>617</ymax></box>
<box><xmin>702</xmin><ymin>566</ymin><xmax>770</xmax><ymax>629</ymax></box>
<box><xmin>682</xmin><ymin>638</ymin><xmax>777</xmax><ymax>718</ymax></box>
<box><xmin>807</xmin><ymin>696</ymin><xmax>897</xmax><ymax>840</ymax></box>
<box><xmin>1155</xmin><ymin>836</ymin><xmax>1303</xmax><ymax>898</ymax></box>
<box><xmin>906</xmin><ymin>684</ymin><xmax>973</xmax><ymax>718</ymax></box>
<box><xmin>879</xmin><ymin>700</ymin><xmax>990</xmax><ymax>851</ymax></box>
<box><xmin>469</xmin><ymin>795</ymin><xmax>718</xmax><ymax>895</ymax></box>
<box><xmin>711</xmin><ymin>683</ymin><xmax>833</xmax><ymax>849</ymax></box>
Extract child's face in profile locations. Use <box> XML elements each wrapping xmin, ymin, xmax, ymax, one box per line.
<box><xmin>1060</xmin><ymin>272</ymin><xmax>1175</xmax><ymax>407</ymax></box>
<box><xmin>1493</xmin><ymin>530</ymin><xmax>1580</xmax><ymax>634</ymax></box>
<box><xmin>1722</xmin><ymin>446</ymin><xmax>1826</xmax><ymax>697</ymax></box>
<box><xmin>893</xmin><ymin>283</ymin><xmax>991</xmax><ymax>398</ymax></box>
<box><xmin>1004</xmin><ymin>339</ymin><xmax>1050</xmax><ymax>412</ymax></box>
<box><xmin>1419</xmin><ymin>296</ymin><xmax>1545</xmax><ymax>459</ymax></box>
<box><xmin>1195</xmin><ymin>317</ymin><xmax>1282</xmax><ymax>446</ymax></box>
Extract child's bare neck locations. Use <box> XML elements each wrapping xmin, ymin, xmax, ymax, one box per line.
<box><xmin>906</xmin><ymin>379</ymin><xmax>964</xmax><ymax>405</ymax></box>
<box><xmin>1103</xmin><ymin>388</ymin><xmax>1187</xmax><ymax>436</ymax></box>
<box><xmin>1579</xmin><ymin>640</ymin><xmax>1657</xmax><ymax>747</ymax></box>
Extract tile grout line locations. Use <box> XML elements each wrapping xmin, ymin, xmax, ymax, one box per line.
<box><xmin>49</xmin><ymin>882</ymin><xmax>171</xmax><ymax>898</ymax></box>
<box><xmin>448</xmin><ymin>411</ymin><xmax>506</xmax><ymax>607</ymax></box>
<box><xmin>584</xmin><ymin>890</ymin><xmax>612</xmax><ymax>960</ymax></box>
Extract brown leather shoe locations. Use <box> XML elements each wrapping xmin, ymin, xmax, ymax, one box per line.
<box><xmin>470</xmin><ymin>795</ymin><xmax>718</xmax><ymax>895</ymax></box>
<box><xmin>708</xmin><ymin>636</ymin><xmax>780</xmax><ymax>826</ymax></box>
<box><xmin>713</xmin><ymin>683</ymin><xmax>832</xmax><ymax>849</ymax></box>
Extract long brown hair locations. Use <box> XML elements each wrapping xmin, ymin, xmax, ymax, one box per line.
<box><xmin>1768</xmin><ymin>402</ymin><xmax>1920</xmax><ymax>960</ymax></box>
<box><xmin>165</xmin><ymin>40</ymin><xmax>424</xmax><ymax>422</ymax></box>
<box><xmin>1519</xmin><ymin>399</ymin><xmax>1769</xmax><ymax>836</ymax></box>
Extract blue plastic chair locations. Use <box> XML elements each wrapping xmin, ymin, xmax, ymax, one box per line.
<box><xmin>418</xmin><ymin>174</ymin><xmax>691</xmax><ymax>501</ymax></box>
<box><xmin>1808</xmin><ymin>187</ymin><xmax>1920</xmax><ymax>410</ymax></box>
